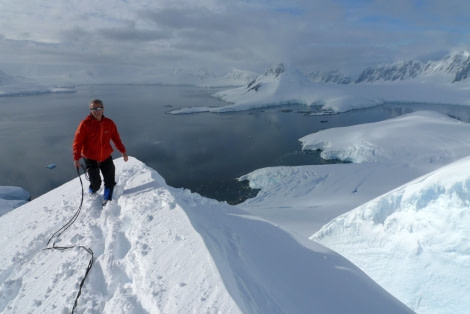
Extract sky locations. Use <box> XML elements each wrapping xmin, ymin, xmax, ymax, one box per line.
<box><xmin>1</xmin><ymin>0</ymin><xmax>470</xmax><ymax>84</ymax></box>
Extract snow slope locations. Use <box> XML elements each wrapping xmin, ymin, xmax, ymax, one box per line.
<box><xmin>239</xmin><ymin>111</ymin><xmax>470</xmax><ymax>313</ymax></box>
<box><xmin>0</xmin><ymin>157</ymin><xmax>411</xmax><ymax>313</ymax></box>
<box><xmin>312</xmin><ymin>156</ymin><xmax>470</xmax><ymax>314</ymax></box>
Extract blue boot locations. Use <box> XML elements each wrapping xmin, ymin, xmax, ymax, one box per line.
<box><xmin>104</xmin><ymin>187</ymin><xmax>113</xmax><ymax>201</ymax></box>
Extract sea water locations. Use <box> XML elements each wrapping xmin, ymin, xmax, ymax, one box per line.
<box><xmin>2</xmin><ymin>84</ymin><xmax>470</xmax><ymax>204</ymax></box>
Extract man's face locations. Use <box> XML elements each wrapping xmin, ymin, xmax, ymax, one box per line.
<box><xmin>89</xmin><ymin>103</ymin><xmax>104</xmax><ymax>120</ymax></box>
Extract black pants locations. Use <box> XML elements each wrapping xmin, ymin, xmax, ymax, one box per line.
<box><xmin>85</xmin><ymin>156</ymin><xmax>116</xmax><ymax>195</ymax></box>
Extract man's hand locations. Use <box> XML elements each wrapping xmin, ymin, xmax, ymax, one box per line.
<box><xmin>123</xmin><ymin>153</ymin><xmax>129</xmax><ymax>162</ymax></box>
<box><xmin>74</xmin><ymin>160</ymin><xmax>80</xmax><ymax>168</ymax></box>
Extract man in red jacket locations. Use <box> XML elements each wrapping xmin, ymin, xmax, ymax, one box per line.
<box><xmin>73</xmin><ymin>99</ymin><xmax>128</xmax><ymax>204</ymax></box>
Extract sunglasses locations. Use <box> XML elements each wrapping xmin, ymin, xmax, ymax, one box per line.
<box><xmin>90</xmin><ymin>107</ymin><xmax>104</xmax><ymax>112</ymax></box>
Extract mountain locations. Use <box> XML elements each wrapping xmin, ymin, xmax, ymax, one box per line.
<box><xmin>208</xmin><ymin>63</ymin><xmax>325</xmax><ymax>112</ymax></box>
<box><xmin>354</xmin><ymin>60</ymin><xmax>424</xmax><ymax>83</ymax></box>
<box><xmin>168</xmin><ymin>63</ymin><xmax>351</xmax><ymax>114</ymax></box>
<box><xmin>193</xmin><ymin>51</ymin><xmax>470</xmax><ymax>115</ymax></box>
<box><xmin>423</xmin><ymin>51</ymin><xmax>470</xmax><ymax>82</ymax></box>
<box><xmin>304</xmin><ymin>51</ymin><xmax>470</xmax><ymax>84</ymax></box>
<box><xmin>308</xmin><ymin>70</ymin><xmax>353</xmax><ymax>84</ymax></box>
<box><xmin>0</xmin><ymin>157</ymin><xmax>412</xmax><ymax>313</ymax></box>
<box><xmin>192</xmin><ymin>51</ymin><xmax>470</xmax><ymax>88</ymax></box>
<box><xmin>353</xmin><ymin>51</ymin><xmax>470</xmax><ymax>83</ymax></box>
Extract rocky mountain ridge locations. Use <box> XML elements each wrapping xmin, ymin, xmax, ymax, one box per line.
<box><xmin>309</xmin><ymin>51</ymin><xmax>470</xmax><ymax>84</ymax></box>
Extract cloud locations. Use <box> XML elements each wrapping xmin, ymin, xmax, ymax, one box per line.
<box><xmin>1</xmin><ymin>0</ymin><xmax>470</xmax><ymax>83</ymax></box>
<box><xmin>98</xmin><ymin>26</ymin><xmax>170</xmax><ymax>43</ymax></box>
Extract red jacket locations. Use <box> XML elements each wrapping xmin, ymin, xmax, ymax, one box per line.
<box><xmin>73</xmin><ymin>115</ymin><xmax>126</xmax><ymax>162</ymax></box>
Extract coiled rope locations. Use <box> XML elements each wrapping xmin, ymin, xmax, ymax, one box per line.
<box><xmin>44</xmin><ymin>165</ymin><xmax>94</xmax><ymax>314</ymax></box>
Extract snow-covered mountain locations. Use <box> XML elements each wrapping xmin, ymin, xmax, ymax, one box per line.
<box><xmin>168</xmin><ymin>51</ymin><xmax>470</xmax><ymax>115</ymax></box>
<box><xmin>196</xmin><ymin>63</ymin><xmax>328</xmax><ymax>113</ymax></box>
<box><xmin>424</xmin><ymin>51</ymin><xmax>470</xmax><ymax>82</ymax></box>
<box><xmin>309</xmin><ymin>51</ymin><xmax>470</xmax><ymax>84</ymax></box>
<box><xmin>353</xmin><ymin>51</ymin><xmax>470</xmax><ymax>83</ymax></box>
<box><xmin>189</xmin><ymin>50</ymin><xmax>470</xmax><ymax>88</ymax></box>
<box><xmin>196</xmin><ymin>50</ymin><xmax>470</xmax><ymax>89</ymax></box>
<box><xmin>354</xmin><ymin>60</ymin><xmax>424</xmax><ymax>83</ymax></box>
<box><xmin>308</xmin><ymin>70</ymin><xmax>353</xmax><ymax>84</ymax></box>
<box><xmin>243</xmin><ymin>63</ymin><xmax>312</xmax><ymax>94</ymax></box>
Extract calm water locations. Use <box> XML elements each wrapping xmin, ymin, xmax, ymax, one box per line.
<box><xmin>2</xmin><ymin>84</ymin><xmax>470</xmax><ymax>204</ymax></box>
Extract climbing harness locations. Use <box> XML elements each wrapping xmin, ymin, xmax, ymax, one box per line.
<box><xmin>44</xmin><ymin>164</ymin><xmax>94</xmax><ymax>314</ymax></box>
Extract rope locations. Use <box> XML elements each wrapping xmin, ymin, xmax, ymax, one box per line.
<box><xmin>46</xmin><ymin>166</ymin><xmax>85</xmax><ymax>246</ymax></box>
<box><xmin>44</xmin><ymin>164</ymin><xmax>94</xmax><ymax>314</ymax></box>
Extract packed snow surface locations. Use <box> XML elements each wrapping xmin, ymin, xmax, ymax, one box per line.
<box><xmin>0</xmin><ymin>158</ymin><xmax>411</xmax><ymax>313</ymax></box>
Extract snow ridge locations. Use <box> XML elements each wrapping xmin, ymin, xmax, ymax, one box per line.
<box><xmin>0</xmin><ymin>158</ymin><xmax>240</xmax><ymax>313</ymax></box>
<box><xmin>308</xmin><ymin>70</ymin><xmax>353</xmax><ymax>84</ymax></box>
<box><xmin>355</xmin><ymin>60</ymin><xmax>424</xmax><ymax>83</ymax></box>
<box><xmin>348</xmin><ymin>51</ymin><xmax>470</xmax><ymax>83</ymax></box>
<box><xmin>0</xmin><ymin>157</ymin><xmax>412</xmax><ymax>313</ymax></box>
<box><xmin>312</xmin><ymin>156</ymin><xmax>470</xmax><ymax>314</ymax></box>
